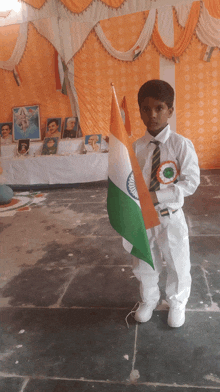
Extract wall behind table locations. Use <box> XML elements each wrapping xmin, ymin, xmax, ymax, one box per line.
<box><xmin>0</xmin><ymin>23</ymin><xmax>72</xmax><ymax>137</ymax></box>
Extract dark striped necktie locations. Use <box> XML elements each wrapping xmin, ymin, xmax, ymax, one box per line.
<box><xmin>149</xmin><ymin>140</ymin><xmax>160</xmax><ymax>191</ymax></box>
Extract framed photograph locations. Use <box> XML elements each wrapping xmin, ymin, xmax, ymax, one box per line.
<box><xmin>45</xmin><ymin>118</ymin><xmax>61</xmax><ymax>139</ymax></box>
<box><xmin>84</xmin><ymin>134</ymin><xmax>102</xmax><ymax>152</ymax></box>
<box><xmin>0</xmin><ymin>122</ymin><xmax>13</xmax><ymax>145</ymax></box>
<box><xmin>17</xmin><ymin>139</ymin><xmax>30</xmax><ymax>156</ymax></box>
<box><xmin>41</xmin><ymin>137</ymin><xmax>59</xmax><ymax>155</ymax></box>
<box><xmin>13</xmin><ymin>105</ymin><xmax>40</xmax><ymax>141</ymax></box>
<box><xmin>62</xmin><ymin>117</ymin><xmax>82</xmax><ymax>139</ymax></box>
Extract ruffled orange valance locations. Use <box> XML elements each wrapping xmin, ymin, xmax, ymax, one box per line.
<box><xmin>59</xmin><ymin>0</ymin><xmax>126</xmax><ymax>13</ymax></box>
<box><xmin>22</xmin><ymin>0</ymin><xmax>47</xmax><ymax>9</ymax></box>
<box><xmin>202</xmin><ymin>0</ymin><xmax>220</xmax><ymax>18</ymax></box>
<box><xmin>152</xmin><ymin>1</ymin><xmax>201</xmax><ymax>59</ymax></box>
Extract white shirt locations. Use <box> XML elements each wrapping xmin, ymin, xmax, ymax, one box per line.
<box><xmin>133</xmin><ymin>124</ymin><xmax>200</xmax><ymax>212</ymax></box>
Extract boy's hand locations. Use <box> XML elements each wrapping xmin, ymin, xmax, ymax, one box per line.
<box><xmin>149</xmin><ymin>191</ymin><xmax>159</xmax><ymax>206</ymax></box>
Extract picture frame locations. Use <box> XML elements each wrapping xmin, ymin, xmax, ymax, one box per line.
<box><xmin>84</xmin><ymin>134</ymin><xmax>102</xmax><ymax>152</ymax></box>
<box><xmin>12</xmin><ymin>105</ymin><xmax>41</xmax><ymax>141</ymax></box>
<box><xmin>0</xmin><ymin>122</ymin><xmax>13</xmax><ymax>145</ymax></box>
<box><xmin>45</xmin><ymin>118</ymin><xmax>62</xmax><ymax>139</ymax></box>
<box><xmin>41</xmin><ymin>137</ymin><xmax>59</xmax><ymax>155</ymax></box>
<box><xmin>62</xmin><ymin>117</ymin><xmax>83</xmax><ymax>139</ymax></box>
<box><xmin>17</xmin><ymin>139</ymin><xmax>30</xmax><ymax>156</ymax></box>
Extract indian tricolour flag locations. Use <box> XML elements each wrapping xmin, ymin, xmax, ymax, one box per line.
<box><xmin>107</xmin><ymin>85</ymin><xmax>160</xmax><ymax>269</ymax></box>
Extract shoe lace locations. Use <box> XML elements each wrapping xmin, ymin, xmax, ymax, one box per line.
<box><xmin>125</xmin><ymin>301</ymin><xmax>141</xmax><ymax>329</ymax></box>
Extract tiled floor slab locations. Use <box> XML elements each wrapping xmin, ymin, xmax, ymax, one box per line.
<box><xmin>0</xmin><ymin>308</ymin><xmax>136</xmax><ymax>381</ymax></box>
<box><xmin>0</xmin><ymin>251</ymin><xmax>212</xmax><ymax>310</ymax></box>
<box><xmin>61</xmin><ymin>265</ymin><xmax>211</xmax><ymax>310</ymax></box>
<box><xmin>183</xmin><ymin>187</ymin><xmax>220</xmax><ymax>215</ymax></box>
<box><xmin>44</xmin><ymin>188</ymin><xmax>107</xmax><ymax>204</ymax></box>
<box><xmin>61</xmin><ymin>265</ymin><xmax>139</xmax><ymax>308</ymax></box>
<box><xmin>200</xmin><ymin>173</ymin><xmax>220</xmax><ymax>186</ymax></box>
<box><xmin>35</xmin><ymin>236</ymin><xmax>133</xmax><ymax>267</ymax></box>
<box><xmin>0</xmin><ymin>377</ymin><xmax>24</xmax><ymax>392</ymax></box>
<box><xmin>185</xmin><ymin>213</ymin><xmax>220</xmax><ymax>235</ymax></box>
<box><xmin>63</xmin><ymin>236</ymin><xmax>133</xmax><ymax>267</ymax></box>
<box><xmin>0</xmin><ymin>265</ymin><xmax>74</xmax><ymax>307</ymax></box>
<box><xmin>68</xmin><ymin>202</ymin><xmax>108</xmax><ymax>215</ymax></box>
<box><xmin>189</xmin><ymin>237</ymin><xmax>220</xmax><ymax>266</ymax></box>
<box><xmin>65</xmin><ymin>216</ymin><xmax>116</xmax><ymax>237</ymax></box>
<box><xmin>202</xmin><ymin>265</ymin><xmax>220</xmax><ymax>308</ymax></box>
<box><xmin>135</xmin><ymin>312</ymin><xmax>220</xmax><ymax>387</ymax></box>
<box><xmin>23</xmin><ymin>378</ymin><xmax>220</xmax><ymax>392</ymax></box>
<box><xmin>187</xmin><ymin>266</ymin><xmax>211</xmax><ymax>309</ymax></box>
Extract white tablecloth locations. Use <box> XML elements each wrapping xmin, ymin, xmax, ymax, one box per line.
<box><xmin>1</xmin><ymin>139</ymin><xmax>109</xmax><ymax>185</ymax></box>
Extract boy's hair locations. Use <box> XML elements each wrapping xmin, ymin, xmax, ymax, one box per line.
<box><xmin>138</xmin><ymin>79</ymin><xmax>174</xmax><ymax>109</ymax></box>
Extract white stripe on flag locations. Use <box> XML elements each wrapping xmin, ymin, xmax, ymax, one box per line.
<box><xmin>108</xmin><ymin>133</ymin><xmax>140</xmax><ymax>207</ymax></box>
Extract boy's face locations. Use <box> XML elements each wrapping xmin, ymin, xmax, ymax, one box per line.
<box><xmin>140</xmin><ymin>97</ymin><xmax>173</xmax><ymax>136</ymax></box>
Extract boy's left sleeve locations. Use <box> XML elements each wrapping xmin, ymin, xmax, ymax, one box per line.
<box><xmin>155</xmin><ymin>138</ymin><xmax>200</xmax><ymax>208</ymax></box>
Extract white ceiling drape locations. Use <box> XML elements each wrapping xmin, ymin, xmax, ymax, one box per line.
<box><xmin>1</xmin><ymin>0</ymin><xmax>220</xmax><ymax>70</ymax></box>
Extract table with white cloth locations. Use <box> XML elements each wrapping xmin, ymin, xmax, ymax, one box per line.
<box><xmin>0</xmin><ymin>138</ymin><xmax>109</xmax><ymax>186</ymax></box>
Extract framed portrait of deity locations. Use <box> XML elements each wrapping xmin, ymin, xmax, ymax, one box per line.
<box><xmin>84</xmin><ymin>134</ymin><xmax>102</xmax><ymax>152</ymax></box>
<box><xmin>45</xmin><ymin>118</ymin><xmax>61</xmax><ymax>139</ymax></box>
<box><xmin>12</xmin><ymin>106</ymin><xmax>41</xmax><ymax>141</ymax></box>
<box><xmin>17</xmin><ymin>139</ymin><xmax>30</xmax><ymax>156</ymax></box>
<box><xmin>0</xmin><ymin>122</ymin><xmax>13</xmax><ymax>145</ymax></box>
<box><xmin>41</xmin><ymin>137</ymin><xmax>59</xmax><ymax>155</ymax></box>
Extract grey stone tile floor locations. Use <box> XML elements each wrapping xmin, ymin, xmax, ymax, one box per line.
<box><xmin>0</xmin><ymin>169</ymin><xmax>220</xmax><ymax>391</ymax></box>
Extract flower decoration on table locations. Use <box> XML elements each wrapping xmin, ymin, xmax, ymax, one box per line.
<box><xmin>156</xmin><ymin>161</ymin><xmax>179</xmax><ymax>184</ymax></box>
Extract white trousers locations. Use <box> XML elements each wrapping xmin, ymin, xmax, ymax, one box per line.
<box><xmin>132</xmin><ymin>208</ymin><xmax>191</xmax><ymax>309</ymax></box>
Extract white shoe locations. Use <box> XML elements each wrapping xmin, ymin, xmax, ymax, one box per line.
<box><xmin>134</xmin><ymin>302</ymin><xmax>158</xmax><ymax>323</ymax></box>
<box><xmin>167</xmin><ymin>307</ymin><xmax>185</xmax><ymax>328</ymax></box>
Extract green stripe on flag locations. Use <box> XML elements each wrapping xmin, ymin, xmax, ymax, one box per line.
<box><xmin>107</xmin><ymin>178</ymin><xmax>154</xmax><ymax>268</ymax></box>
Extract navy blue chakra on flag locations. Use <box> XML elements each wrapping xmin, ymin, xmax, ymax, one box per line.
<box><xmin>126</xmin><ymin>171</ymin><xmax>139</xmax><ymax>200</ymax></box>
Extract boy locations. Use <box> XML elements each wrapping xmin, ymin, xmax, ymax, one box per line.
<box><xmin>132</xmin><ymin>80</ymin><xmax>200</xmax><ymax>327</ymax></box>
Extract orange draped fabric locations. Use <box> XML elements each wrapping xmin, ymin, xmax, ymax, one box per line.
<box><xmin>74</xmin><ymin>12</ymin><xmax>160</xmax><ymax>139</ymax></box>
<box><xmin>202</xmin><ymin>0</ymin><xmax>220</xmax><ymax>18</ymax></box>
<box><xmin>0</xmin><ymin>25</ymin><xmax>20</xmax><ymax>61</ymax></box>
<box><xmin>21</xmin><ymin>0</ymin><xmax>47</xmax><ymax>9</ymax></box>
<box><xmin>152</xmin><ymin>1</ymin><xmax>200</xmax><ymax>59</ymax></box>
<box><xmin>0</xmin><ymin>23</ymin><xmax>72</xmax><ymax>138</ymax></box>
<box><xmin>59</xmin><ymin>0</ymin><xmax>126</xmax><ymax>13</ymax></box>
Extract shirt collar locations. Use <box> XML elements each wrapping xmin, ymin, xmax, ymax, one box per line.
<box><xmin>144</xmin><ymin>124</ymin><xmax>171</xmax><ymax>145</ymax></box>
